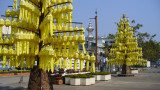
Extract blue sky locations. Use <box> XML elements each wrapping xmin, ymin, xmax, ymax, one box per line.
<box><xmin>0</xmin><ymin>0</ymin><xmax>160</xmax><ymax>41</ymax></box>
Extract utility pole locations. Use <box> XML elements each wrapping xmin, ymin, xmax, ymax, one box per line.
<box><xmin>90</xmin><ymin>10</ymin><xmax>98</xmax><ymax>68</ymax></box>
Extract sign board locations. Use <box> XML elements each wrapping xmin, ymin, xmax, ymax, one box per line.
<box><xmin>147</xmin><ymin>61</ymin><xmax>151</xmax><ymax>68</ymax></box>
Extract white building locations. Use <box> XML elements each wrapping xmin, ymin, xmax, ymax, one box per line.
<box><xmin>85</xmin><ymin>22</ymin><xmax>115</xmax><ymax>59</ymax></box>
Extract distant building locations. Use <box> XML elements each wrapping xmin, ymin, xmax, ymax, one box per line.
<box><xmin>85</xmin><ymin>22</ymin><xmax>115</xmax><ymax>61</ymax></box>
<box><xmin>156</xmin><ymin>59</ymin><xmax>160</xmax><ymax>65</ymax></box>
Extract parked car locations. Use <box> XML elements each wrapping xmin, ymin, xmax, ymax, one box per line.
<box><xmin>0</xmin><ymin>63</ymin><xmax>12</xmax><ymax>71</ymax></box>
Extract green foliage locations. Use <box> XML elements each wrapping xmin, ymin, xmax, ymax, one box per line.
<box><xmin>90</xmin><ymin>72</ymin><xmax>110</xmax><ymax>75</ymax></box>
<box><xmin>65</xmin><ymin>74</ymin><xmax>94</xmax><ymax>78</ymax></box>
<box><xmin>64</xmin><ymin>75</ymin><xmax>72</xmax><ymax>77</ymax></box>
<box><xmin>0</xmin><ymin>70</ymin><xmax>30</xmax><ymax>74</ymax></box>
<box><xmin>102</xmin><ymin>43</ymin><xmax>109</xmax><ymax>57</ymax></box>
<box><xmin>10</xmin><ymin>70</ymin><xmax>30</xmax><ymax>73</ymax></box>
<box><xmin>107</xmin><ymin>34</ymin><xmax>115</xmax><ymax>39</ymax></box>
<box><xmin>54</xmin><ymin>74</ymin><xmax>62</xmax><ymax>77</ymax></box>
<box><xmin>131</xmin><ymin>22</ymin><xmax>143</xmax><ymax>34</ymax></box>
<box><xmin>142</xmin><ymin>40</ymin><xmax>160</xmax><ymax>62</ymax></box>
<box><xmin>0</xmin><ymin>70</ymin><xmax>9</xmax><ymax>74</ymax></box>
<box><xmin>58</xmin><ymin>68</ymin><xmax>64</xmax><ymax>71</ymax></box>
<box><xmin>131</xmin><ymin>20</ymin><xmax>160</xmax><ymax>62</ymax></box>
<box><xmin>130</xmin><ymin>69</ymin><xmax>138</xmax><ymax>70</ymax></box>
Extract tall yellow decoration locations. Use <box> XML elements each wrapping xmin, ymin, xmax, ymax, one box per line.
<box><xmin>0</xmin><ymin>0</ymin><xmax>95</xmax><ymax>73</ymax></box>
<box><xmin>107</xmin><ymin>14</ymin><xmax>147</xmax><ymax>73</ymax></box>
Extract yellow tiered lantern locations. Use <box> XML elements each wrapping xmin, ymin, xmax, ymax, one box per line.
<box><xmin>90</xmin><ymin>53</ymin><xmax>95</xmax><ymax>73</ymax></box>
<box><xmin>85</xmin><ymin>52</ymin><xmax>90</xmax><ymax>71</ymax></box>
<box><xmin>79</xmin><ymin>52</ymin><xmax>84</xmax><ymax>71</ymax></box>
<box><xmin>108</xmin><ymin>14</ymin><xmax>147</xmax><ymax>72</ymax></box>
<box><xmin>0</xmin><ymin>0</ymin><xmax>94</xmax><ymax>74</ymax></box>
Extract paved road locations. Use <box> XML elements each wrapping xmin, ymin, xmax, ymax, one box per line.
<box><xmin>0</xmin><ymin>67</ymin><xmax>160</xmax><ymax>90</ymax></box>
<box><xmin>0</xmin><ymin>75</ymin><xmax>29</xmax><ymax>90</ymax></box>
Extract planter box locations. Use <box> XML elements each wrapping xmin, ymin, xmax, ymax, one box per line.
<box><xmin>100</xmin><ymin>74</ymin><xmax>111</xmax><ymax>81</ymax></box>
<box><xmin>14</xmin><ymin>72</ymin><xmax>30</xmax><ymax>75</ymax></box>
<box><xmin>65</xmin><ymin>77</ymin><xmax>94</xmax><ymax>86</ymax></box>
<box><xmin>94</xmin><ymin>75</ymin><xmax>101</xmax><ymax>80</ymax></box>
<box><xmin>59</xmin><ymin>71</ymin><xmax>64</xmax><ymax>75</ymax></box>
<box><xmin>54</xmin><ymin>80</ymin><xmax>63</xmax><ymax>85</ymax></box>
<box><xmin>116</xmin><ymin>71</ymin><xmax>121</xmax><ymax>74</ymax></box>
<box><xmin>65</xmin><ymin>77</ymin><xmax>71</xmax><ymax>85</ymax></box>
<box><xmin>55</xmin><ymin>77</ymin><xmax>62</xmax><ymax>80</ymax></box>
<box><xmin>70</xmin><ymin>78</ymin><xmax>80</xmax><ymax>86</ymax></box>
<box><xmin>0</xmin><ymin>73</ymin><xmax>14</xmax><ymax>76</ymax></box>
<box><xmin>131</xmin><ymin>70</ymin><xmax>138</xmax><ymax>74</ymax></box>
<box><xmin>90</xmin><ymin>77</ymin><xmax>95</xmax><ymax>85</ymax></box>
<box><xmin>81</xmin><ymin>78</ymin><xmax>91</xmax><ymax>86</ymax></box>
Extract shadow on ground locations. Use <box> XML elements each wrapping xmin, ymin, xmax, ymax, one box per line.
<box><xmin>0</xmin><ymin>86</ymin><xmax>27</xmax><ymax>90</ymax></box>
<box><xmin>111</xmin><ymin>74</ymin><xmax>118</xmax><ymax>77</ymax></box>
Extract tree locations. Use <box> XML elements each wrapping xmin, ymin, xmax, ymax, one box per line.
<box><xmin>0</xmin><ymin>0</ymin><xmax>95</xmax><ymax>89</ymax></box>
<box><xmin>107</xmin><ymin>14</ymin><xmax>147</xmax><ymax>76</ymax></box>
<box><xmin>142</xmin><ymin>40</ymin><xmax>160</xmax><ymax>63</ymax></box>
<box><xmin>104</xmin><ymin>34</ymin><xmax>115</xmax><ymax>57</ymax></box>
<box><xmin>131</xmin><ymin>21</ymin><xmax>160</xmax><ymax>63</ymax></box>
<box><xmin>108</xmin><ymin>18</ymin><xmax>160</xmax><ymax>63</ymax></box>
<box><xmin>107</xmin><ymin>34</ymin><xmax>115</xmax><ymax>39</ymax></box>
<box><xmin>102</xmin><ymin>43</ymin><xmax>112</xmax><ymax>57</ymax></box>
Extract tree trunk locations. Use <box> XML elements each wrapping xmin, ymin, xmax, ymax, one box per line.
<box><xmin>122</xmin><ymin>64</ymin><xmax>131</xmax><ymax>75</ymax></box>
<box><xmin>28</xmin><ymin>66</ymin><xmax>53</xmax><ymax>90</ymax></box>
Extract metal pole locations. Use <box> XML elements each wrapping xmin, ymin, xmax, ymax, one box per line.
<box><xmin>90</xmin><ymin>10</ymin><xmax>98</xmax><ymax>70</ymax></box>
<box><xmin>95</xmin><ymin>10</ymin><xmax>98</xmax><ymax>68</ymax></box>
<box><xmin>21</xmin><ymin>68</ymin><xmax>22</xmax><ymax>89</ymax></box>
<box><xmin>19</xmin><ymin>67</ymin><xmax>23</xmax><ymax>90</ymax></box>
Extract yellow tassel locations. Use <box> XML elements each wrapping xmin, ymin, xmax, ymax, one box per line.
<box><xmin>20</xmin><ymin>41</ymin><xmax>23</xmax><ymax>55</ymax></box>
<box><xmin>82</xmin><ymin>43</ymin><xmax>86</xmax><ymax>54</ymax></box>
<box><xmin>26</xmin><ymin>41</ymin><xmax>29</xmax><ymax>54</ymax></box>
<box><xmin>69</xmin><ymin>58</ymin><xmax>72</xmax><ymax>69</ymax></box>
<box><xmin>51</xmin><ymin>58</ymin><xmax>54</xmax><ymax>72</ymax></box>
<box><xmin>15</xmin><ymin>56</ymin><xmax>19</xmax><ymax>67</ymax></box>
<box><xmin>50</xmin><ymin>19</ymin><xmax>53</xmax><ymax>36</ymax></box>
<box><xmin>59</xmin><ymin>58</ymin><xmax>62</xmax><ymax>69</ymax></box>
<box><xmin>20</xmin><ymin>56</ymin><xmax>24</xmax><ymax>68</ymax></box>
<box><xmin>55</xmin><ymin>59</ymin><xmax>59</xmax><ymax>67</ymax></box>
<box><xmin>9</xmin><ymin>56</ymin><xmax>13</xmax><ymax>67</ymax></box>
<box><xmin>24</xmin><ymin>8</ymin><xmax>28</xmax><ymax>22</ymax></box>
<box><xmin>3</xmin><ymin>56</ymin><xmax>6</xmax><ymax>68</ymax></box>
<box><xmin>14</xmin><ymin>0</ymin><xmax>17</xmax><ymax>9</ymax></box>
<box><xmin>51</xmin><ymin>0</ymin><xmax>56</xmax><ymax>4</ymax></box>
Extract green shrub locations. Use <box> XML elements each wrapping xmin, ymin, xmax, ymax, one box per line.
<box><xmin>130</xmin><ymin>69</ymin><xmax>138</xmax><ymax>70</ymax></box>
<box><xmin>65</xmin><ymin>75</ymin><xmax>72</xmax><ymax>77</ymax></box>
<box><xmin>0</xmin><ymin>70</ymin><xmax>30</xmax><ymax>74</ymax></box>
<box><xmin>65</xmin><ymin>74</ymin><xmax>94</xmax><ymax>78</ymax></box>
<box><xmin>78</xmin><ymin>74</ymin><xmax>94</xmax><ymax>78</ymax></box>
<box><xmin>10</xmin><ymin>70</ymin><xmax>30</xmax><ymax>73</ymax></box>
<box><xmin>0</xmin><ymin>70</ymin><xmax>9</xmax><ymax>74</ymax></box>
<box><xmin>90</xmin><ymin>72</ymin><xmax>110</xmax><ymax>75</ymax></box>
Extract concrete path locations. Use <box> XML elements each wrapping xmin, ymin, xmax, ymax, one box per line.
<box><xmin>0</xmin><ymin>67</ymin><xmax>160</xmax><ymax>90</ymax></box>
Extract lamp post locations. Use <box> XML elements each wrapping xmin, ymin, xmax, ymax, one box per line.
<box><xmin>90</xmin><ymin>10</ymin><xmax>98</xmax><ymax>68</ymax></box>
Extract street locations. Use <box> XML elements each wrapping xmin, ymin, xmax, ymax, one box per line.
<box><xmin>0</xmin><ymin>67</ymin><xmax>160</xmax><ymax>90</ymax></box>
